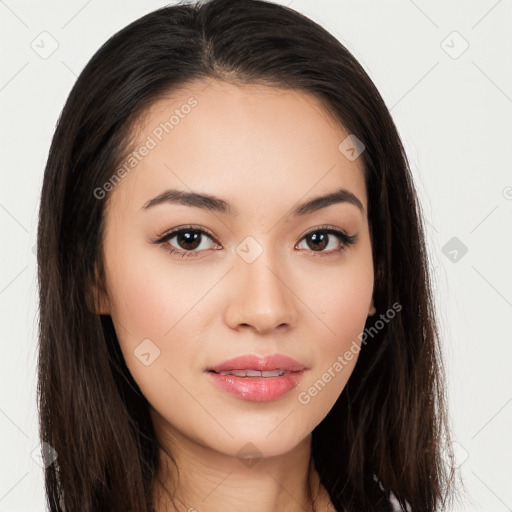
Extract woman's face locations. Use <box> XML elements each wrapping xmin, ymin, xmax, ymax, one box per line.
<box><xmin>96</xmin><ymin>78</ymin><xmax>374</xmax><ymax>459</ymax></box>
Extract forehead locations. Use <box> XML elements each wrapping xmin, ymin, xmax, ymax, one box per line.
<box><xmin>111</xmin><ymin>78</ymin><xmax>367</xmax><ymax>217</ymax></box>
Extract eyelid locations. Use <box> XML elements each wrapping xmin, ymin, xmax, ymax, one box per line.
<box><xmin>155</xmin><ymin>224</ymin><xmax>352</xmax><ymax>242</ymax></box>
<box><xmin>295</xmin><ymin>224</ymin><xmax>358</xmax><ymax>255</ymax></box>
<box><xmin>299</xmin><ymin>224</ymin><xmax>351</xmax><ymax>239</ymax></box>
<box><xmin>154</xmin><ymin>223</ymin><xmax>216</xmax><ymax>240</ymax></box>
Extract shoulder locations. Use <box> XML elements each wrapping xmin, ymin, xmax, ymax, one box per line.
<box><xmin>375</xmin><ymin>474</ymin><xmax>412</xmax><ymax>512</ymax></box>
<box><xmin>388</xmin><ymin>490</ymin><xmax>412</xmax><ymax>512</ymax></box>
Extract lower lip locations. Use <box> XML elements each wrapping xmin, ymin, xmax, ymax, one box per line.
<box><xmin>206</xmin><ymin>370</ymin><xmax>305</xmax><ymax>402</ymax></box>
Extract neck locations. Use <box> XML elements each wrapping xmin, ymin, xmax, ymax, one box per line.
<box><xmin>149</xmin><ymin>412</ymin><xmax>323</xmax><ymax>512</ymax></box>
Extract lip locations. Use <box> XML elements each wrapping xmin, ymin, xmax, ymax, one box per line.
<box><xmin>205</xmin><ymin>353</ymin><xmax>307</xmax><ymax>373</ymax></box>
<box><xmin>205</xmin><ymin>353</ymin><xmax>308</xmax><ymax>402</ymax></box>
<box><xmin>206</xmin><ymin>371</ymin><xmax>306</xmax><ymax>402</ymax></box>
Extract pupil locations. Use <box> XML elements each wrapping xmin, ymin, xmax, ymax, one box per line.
<box><xmin>308</xmin><ymin>232</ymin><xmax>327</xmax><ymax>251</ymax></box>
<box><xmin>179</xmin><ymin>231</ymin><xmax>200</xmax><ymax>250</ymax></box>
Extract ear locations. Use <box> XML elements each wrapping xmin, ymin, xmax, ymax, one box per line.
<box><xmin>89</xmin><ymin>265</ymin><xmax>111</xmax><ymax>315</ymax></box>
<box><xmin>368</xmin><ymin>296</ymin><xmax>376</xmax><ymax>317</ymax></box>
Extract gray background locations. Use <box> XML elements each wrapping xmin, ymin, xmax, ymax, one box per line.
<box><xmin>0</xmin><ymin>0</ymin><xmax>511</xmax><ymax>510</ymax></box>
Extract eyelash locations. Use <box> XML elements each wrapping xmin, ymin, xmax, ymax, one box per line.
<box><xmin>153</xmin><ymin>224</ymin><xmax>357</xmax><ymax>259</ymax></box>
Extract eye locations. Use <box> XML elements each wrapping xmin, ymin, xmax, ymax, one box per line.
<box><xmin>153</xmin><ymin>225</ymin><xmax>220</xmax><ymax>258</ymax></box>
<box><xmin>295</xmin><ymin>225</ymin><xmax>357</xmax><ymax>257</ymax></box>
<box><xmin>153</xmin><ymin>224</ymin><xmax>357</xmax><ymax>259</ymax></box>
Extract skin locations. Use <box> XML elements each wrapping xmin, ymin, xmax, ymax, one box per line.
<box><xmin>94</xmin><ymin>78</ymin><xmax>375</xmax><ymax>512</ymax></box>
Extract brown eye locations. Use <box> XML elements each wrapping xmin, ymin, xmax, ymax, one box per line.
<box><xmin>304</xmin><ymin>231</ymin><xmax>330</xmax><ymax>251</ymax></box>
<box><xmin>155</xmin><ymin>226</ymin><xmax>220</xmax><ymax>258</ymax></box>
<box><xmin>296</xmin><ymin>227</ymin><xmax>357</xmax><ymax>256</ymax></box>
<box><xmin>172</xmin><ymin>230</ymin><xmax>203</xmax><ymax>251</ymax></box>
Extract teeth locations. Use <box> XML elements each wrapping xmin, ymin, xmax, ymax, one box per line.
<box><xmin>261</xmin><ymin>370</ymin><xmax>288</xmax><ymax>377</ymax></box>
<box><xmin>218</xmin><ymin>369</ymin><xmax>289</xmax><ymax>377</ymax></box>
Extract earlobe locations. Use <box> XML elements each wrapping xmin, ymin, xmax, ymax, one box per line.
<box><xmin>93</xmin><ymin>291</ymin><xmax>110</xmax><ymax>315</ymax></box>
<box><xmin>368</xmin><ymin>297</ymin><xmax>376</xmax><ymax>317</ymax></box>
<box><xmin>89</xmin><ymin>268</ymin><xmax>111</xmax><ymax>315</ymax></box>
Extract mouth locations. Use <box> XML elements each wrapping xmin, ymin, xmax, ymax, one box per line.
<box><xmin>204</xmin><ymin>353</ymin><xmax>308</xmax><ymax>401</ymax></box>
<box><xmin>208</xmin><ymin>369</ymin><xmax>292</xmax><ymax>377</ymax></box>
<box><xmin>205</xmin><ymin>368</ymin><xmax>306</xmax><ymax>401</ymax></box>
<box><xmin>205</xmin><ymin>353</ymin><xmax>307</xmax><ymax>374</ymax></box>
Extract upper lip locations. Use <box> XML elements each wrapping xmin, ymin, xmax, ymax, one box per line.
<box><xmin>206</xmin><ymin>353</ymin><xmax>307</xmax><ymax>373</ymax></box>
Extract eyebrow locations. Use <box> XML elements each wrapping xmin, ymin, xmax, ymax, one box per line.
<box><xmin>141</xmin><ymin>187</ymin><xmax>365</xmax><ymax>217</ymax></box>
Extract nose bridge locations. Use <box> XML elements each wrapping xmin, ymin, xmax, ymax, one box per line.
<box><xmin>225</xmin><ymin>235</ymin><xmax>298</xmax><ymax>332</ymax></box>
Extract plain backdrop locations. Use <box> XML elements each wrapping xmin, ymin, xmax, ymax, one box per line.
<box><xmin>0</xmin><ymin>1</ymin><xmax>511</xmax><ymax>510</ymax></box>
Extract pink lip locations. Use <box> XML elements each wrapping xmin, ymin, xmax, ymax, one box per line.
<box><xmin>205</xmin><ymin>353</ymin><xmax>307</xmax><ymax>373</ymax></box>
<box><xmin>205</xmin><ymin>353</ymin><xmax>308</xmax><ymax>402</ymax></box>
<box><xmin>206</xmin><ymin>371</ymin><xmax>305</xmax><ymax>401</ymax></box>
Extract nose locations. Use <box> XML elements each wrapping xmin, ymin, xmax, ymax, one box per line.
<box><xmin>223</xmin><ymin>249</ymin><xmax>299</xmax><ymax>335</ymax></box>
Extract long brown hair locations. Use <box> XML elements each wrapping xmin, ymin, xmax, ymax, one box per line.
<box><xmin>36</xmin><ymin>0</ymin><xmax>460</xmax><ymax>510</ymax></box>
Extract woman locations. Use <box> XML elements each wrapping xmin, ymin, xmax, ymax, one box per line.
<box><xmin>36</xmin><ymin>0</ymin><xmax>459</xmax><ymax>510</ymax></box>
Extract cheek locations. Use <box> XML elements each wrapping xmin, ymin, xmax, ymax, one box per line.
<box><xmin>106</xmin><ymin>242</ymin><xmax>206</xmax><ymax>339</ymax></box>
<box><xmin>104</xmin><ymin>243</ymin><xmax>220</xmax><ymax>380</ymax></box>
<box><xmin>104</xmin><ymin>249</ymin><xmax>203</xmax><ymax>410</ymax></box>
<box><xmin>295</xmin><ymin>255</ymin><xmax>373</xmax><ymax>397</ymax></box>
<box><xmin>300</xmin><ymin>252</ymin><xmax>374</xmax><ymax>340</ymax></box>
<box><xmin>108</xmin><ymin>267</ymin><xmax>168</xmax><ymax>341</ymax></box>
